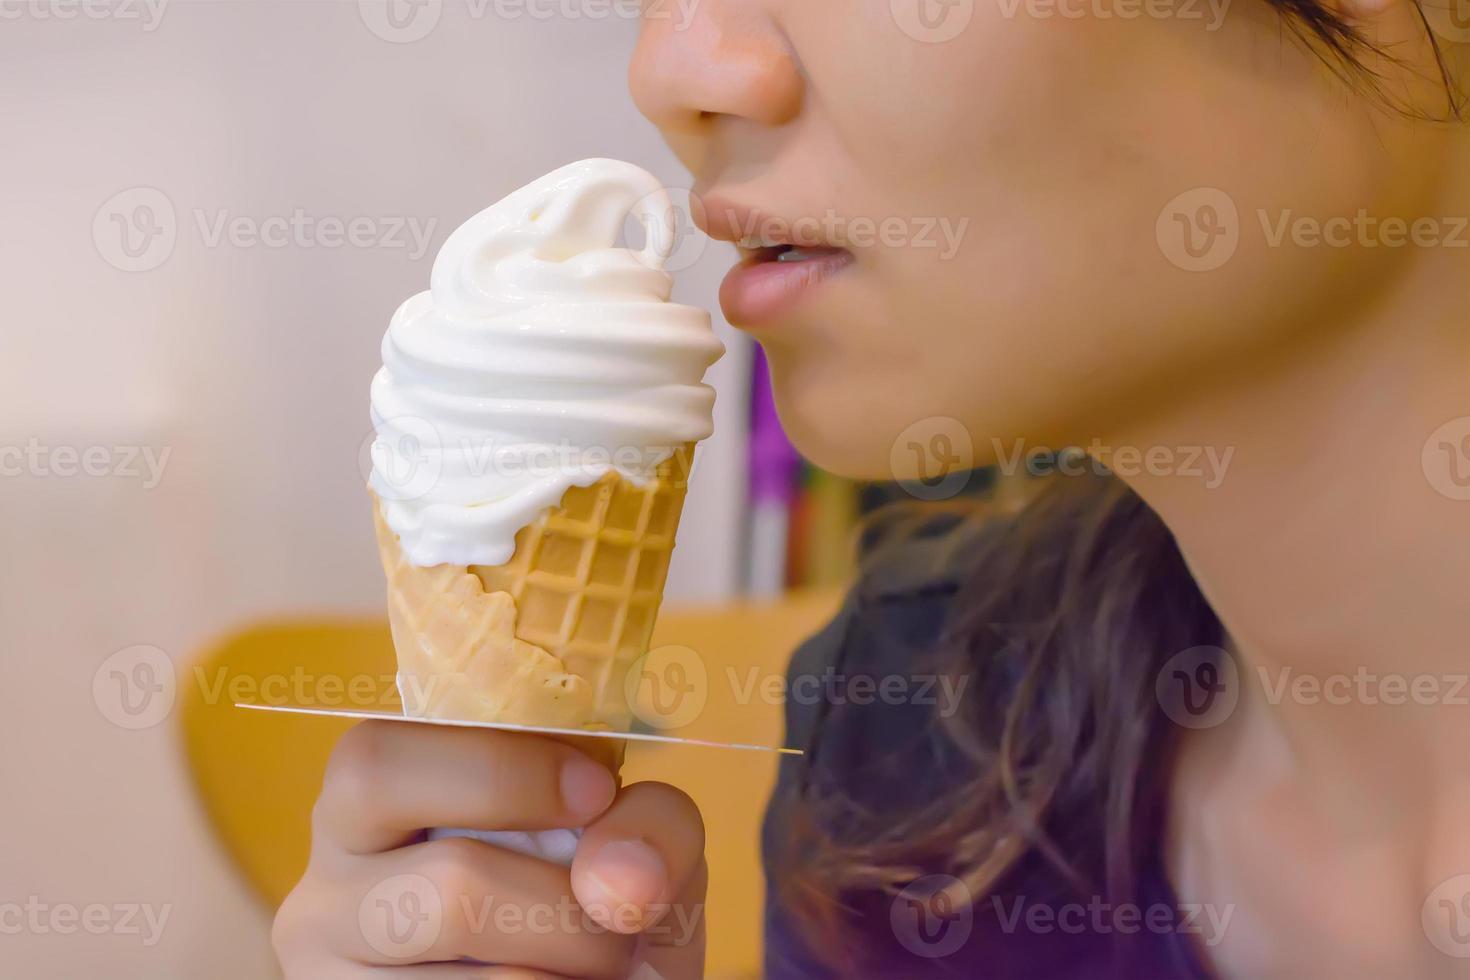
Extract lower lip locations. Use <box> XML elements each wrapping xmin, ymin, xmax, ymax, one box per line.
<box><xmin>718</xmin><ymin>248</ymin><xmax>854</xmax><ymax>327</ymax></box>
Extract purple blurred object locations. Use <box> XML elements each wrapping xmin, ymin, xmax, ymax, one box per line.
<box><xmin>745</xmin><ymin>345</ymin><xmax>801</xmax><ymax>596</ymax></box>
<box><xmin>748</xmin><ymin>345</ymin><xmax>801</xmax><ymax>505</ymax></box>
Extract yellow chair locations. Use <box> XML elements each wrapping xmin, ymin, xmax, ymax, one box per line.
<box><xmin>180</xmin><ymin>592</ymin><xmax>840</xmax><ymax>979</ymax></box>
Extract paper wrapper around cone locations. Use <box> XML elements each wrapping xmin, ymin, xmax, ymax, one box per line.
<box><xmin>372</xmin><ymin>445</ymin><xmax>695</xmax><ymax>774</ymax></box>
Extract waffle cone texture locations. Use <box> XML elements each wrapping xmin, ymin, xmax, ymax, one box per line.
<box><xmin>373</xmin><ymin>445</ymin><xmax>694</xmax><ymax>739</ymax></box>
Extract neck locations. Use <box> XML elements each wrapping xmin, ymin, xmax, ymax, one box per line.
<box><xmin>1115</xmin><ymin>249</ymin><xmax>1469</xmax><ymax>800</ymax></box>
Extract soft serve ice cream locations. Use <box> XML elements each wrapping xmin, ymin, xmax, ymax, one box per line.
<box><xmin>370</xmin><ymin>158</ymin><xmax>722</xmax><ymax>568</ymax></box>
<box><xmin>368</xmin><ymin>159</ymin><xmax>722</xmax><ymax>737</ymax></box>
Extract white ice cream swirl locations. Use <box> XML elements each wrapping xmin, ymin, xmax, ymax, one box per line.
<box><xmin>370</xmin><ymin>159</ymin><xmax>722</xmax><ymax>567</ymax></box>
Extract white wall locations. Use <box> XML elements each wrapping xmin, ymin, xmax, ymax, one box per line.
<box><xmin>0</xmin><ymin>4</ymin><xmax>746</xmax><ymax>976</ymax></box>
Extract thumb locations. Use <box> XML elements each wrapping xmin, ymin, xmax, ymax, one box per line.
<box><xmin>572</xmin><ymin>782</ymin><xmax>707</xmax><ymax>978</ymax></box>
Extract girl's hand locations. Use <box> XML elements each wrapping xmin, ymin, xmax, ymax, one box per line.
<box><xmin>273</xmin><ymin>720</ymin><xmax>708</xmax><ymax>979</ymax></box>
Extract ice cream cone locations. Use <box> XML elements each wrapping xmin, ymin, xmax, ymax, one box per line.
<box><xmin>373</xmin><ymin>444</ymin><xmax>695</xmax><ymax>772</ymax></box>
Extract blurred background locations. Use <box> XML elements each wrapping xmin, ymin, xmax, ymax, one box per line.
<box><xmin>0</xmin><ymin>3</ymin><xmax>990</xmax><ymax>975</ymax></box>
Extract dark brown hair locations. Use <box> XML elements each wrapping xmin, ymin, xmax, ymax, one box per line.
<box><xmin>781</xmin><ymin>473</ymin><xmax>1221</xmax><ymax>953</ymax></box>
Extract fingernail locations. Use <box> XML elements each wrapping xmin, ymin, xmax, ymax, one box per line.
<box><xmin>559</xmin><ymin>754</ymin><xmax>615</xmax><ymax>821</ymax></box>
<box><xmin>583</xmin><ymin>839</ymin><xmax>666</xmax><ymax>928</ymax></box>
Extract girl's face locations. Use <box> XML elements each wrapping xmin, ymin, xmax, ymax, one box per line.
<box><xmin>631</xmin><ymin>0</ymin><xmax>1458</xmax><ymax>479</ymax></box>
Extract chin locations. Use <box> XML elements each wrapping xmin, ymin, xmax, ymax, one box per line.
<box><xmin>761</xmin><ymin>354</ymin><xmax>888</xmax><ymax>479</ymax></box>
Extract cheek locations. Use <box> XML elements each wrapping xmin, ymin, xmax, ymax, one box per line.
<box><xmin>768</xmin><ymin>0</ymin><xmax>1430</xmax><ymax>468</ymax></box>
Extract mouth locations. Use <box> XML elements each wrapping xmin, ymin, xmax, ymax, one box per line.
<box><xmin>698</xmin><ymin>200</ymin><xmax>855</xmax><ymax>327</ymax></box>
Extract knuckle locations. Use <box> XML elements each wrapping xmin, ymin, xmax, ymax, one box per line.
<box><xmin>270</xmin><ymin>884</ymin><xmax>313</xmax><ymax>963</ymax></box>
<box><xmin>322</xmin><ymin>722</ymin><xmax>391</xmax><ymax>815</ymax></box>
<box><xmin>638</xmin><ymin>782</ymin><xmax>706</xmax><ymax>851</ymax></box>
<box><xmin>418</xmin><ymin>836</ymin><xmax>488</xmax><ymax>929</ymax></box>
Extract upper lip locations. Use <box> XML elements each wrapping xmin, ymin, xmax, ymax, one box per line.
<box><xmin>695</xmin><ymin>195</ymin><xmax>842</xmax><ymax>254</ymax></box>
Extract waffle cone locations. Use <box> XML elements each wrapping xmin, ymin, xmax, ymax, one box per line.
<box><xmin>373</xmin><ymin>445</ymin><xmax>695</xmax><ymax>769</ymax></box>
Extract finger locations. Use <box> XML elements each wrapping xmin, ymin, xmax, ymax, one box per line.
<box><xmin>639</xmin><ymin>856</ymin><xmax>707</xmax><ymax>980</ymax></box>
<box><xmin>329</xmin><ymin>836</ymin><xmax>637</xmax><ymax>977</ymax></box>
<box><xmin>572</xmin><ymin>782</ymin><xmax>707</xmax><ymax>936</ymax></box>
<box><xmin>366</xmin><ymin>967</ymin><xmax>575</xmax><ymax>979</ymax></box>
<box><xmin>315</xmin><ymin>721</ymin><xmax>617</xmax><ymax>855</ymax></box>
<box><xmin>282</xmin><ymin>954</ymin><xmax>575</xmax><ymax>980</ymax></box>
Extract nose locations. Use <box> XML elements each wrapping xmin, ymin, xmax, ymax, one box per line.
<box><xmin>630</xmin><ymin>4</ymin><xmax>803</xmax><ymax>141</ymax></box>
